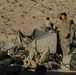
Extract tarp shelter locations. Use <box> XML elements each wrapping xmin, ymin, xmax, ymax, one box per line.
<box><xmin>13</xmin><ymin>30</ymin><xmax>26</xmax><ymax>49</ymax></box>
<box><xmin>0</xmin><ymin>31</ymin><xmax>29</xmax><ymax>51</ymax></box>
<box><xmin>30</xmin><ymin>30</ymin><xmax>57</xmax><ymax>53</ymax></box>
<box><xmin>30</xmin><ymin>28</ymin><xmax>49</xmax><ymax>40</ymax></box>
<box><xmin>14</xmin><ymin>31</ymin><xmax>25</xmax><ymax>44</ymax></box>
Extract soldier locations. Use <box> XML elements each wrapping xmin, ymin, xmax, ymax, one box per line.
<box><xmin>56</xmin><ymin>13</ymin><xmax>72</xmax><ymax>55</ymax></box>
<box><xmin>70</xmin><ymin>20</ymin><xmax>76</xmax><ymax>43</ymax></box>
<box><xmin>43</xmin><ymin>17</ymin><xmax>51</xmax><ymax>32</ymax></box>
<box><xmin>69</xmin><ymin>21</ymin><xmax>76</xmax><ymax>54</ymax></box>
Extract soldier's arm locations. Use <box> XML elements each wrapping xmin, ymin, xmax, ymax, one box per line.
<box><xmin>65</xmin><ymin>20</ymin><xmax>72</xmax><ymax>39</ymax></box>
<box><xmin>66</xmin><ymin>20</ymin><xmax>71</xmax><ymax>34</ymax></box>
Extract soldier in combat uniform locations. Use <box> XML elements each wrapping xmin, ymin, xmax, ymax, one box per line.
<box><xmin>56</xmin><ymin>13</ymin><xmax>72</xmax><ymax>55</ymax></box>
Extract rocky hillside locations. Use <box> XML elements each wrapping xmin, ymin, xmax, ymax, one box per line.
<box><xmin>0</xmin><ymin>0</ymin><xmax>76</xmax><ymax>42</ymax></box>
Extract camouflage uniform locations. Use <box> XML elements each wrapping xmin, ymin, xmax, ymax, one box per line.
<box><xmin>70</xmin><ymin>24</ymin><xmax>76</xmax><ymax>43</ymax></box>
<box><xmin>70</xmin><ymin>24</ymin><xmax>76</xmax><ymax>53</ymax></box>
<box><xmin>56</xmin><ymin>19</ymin><xmax>71</xmax><ymax>55</ymax></box>
<box><xmin>68</xmin><ymin>24</ymin><xmax>76</xmax><ymax>70</ymax></box>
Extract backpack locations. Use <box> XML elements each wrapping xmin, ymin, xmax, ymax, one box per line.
<box><xmin>70</xmin><ymin>53</ymin><xmax>76</xmax><ymax>71</ymax></box>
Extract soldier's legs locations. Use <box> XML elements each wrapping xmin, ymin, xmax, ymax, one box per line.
<box><xmin>60</xmin><ymin>38</ymin><xmax>70</xmax><ymax>55</ymax></box>
<box><xmin>45</xmin><ymin>27</ymin><xmax>51</xmax><ymax>32</ymax></box>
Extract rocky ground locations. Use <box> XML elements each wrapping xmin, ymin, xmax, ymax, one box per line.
<box><xmin>0</xmin><ymin>0</ymin><xmax>76</xmax><ymax>42</ymax></box>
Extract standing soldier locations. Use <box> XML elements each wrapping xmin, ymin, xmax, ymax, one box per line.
<box><xmin>56</xmin><ymin>13</ymin><xmax>72</xmax><ymax>55</ymax></box>
<box><xmin>43</xmin><ymin>17</ymin><xmax>51</xmax><ymax>32</ymax></box>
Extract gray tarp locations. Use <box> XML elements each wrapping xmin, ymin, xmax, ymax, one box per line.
<box><xmin>13</xmin><ymin>30</ymin><xmax>31</xmax><ymax>49</ymax></box>
<box><xmin>14</xmin><ymin>30</ymin><xmax>25</xmax><ymax>45</ymax></box>
<box><xmin>30</xmin><ymin>28</ymin><xmax>49</xmax><ymax>40</ymax></box>
<box><xmin>30</xmin><ymin>31</ymin><xmax>57</xmax><ymax>53</ymax></box>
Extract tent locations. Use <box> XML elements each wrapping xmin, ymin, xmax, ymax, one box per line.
<box><xmin>30</xmin><ymin>30</ymin><xmax>57</xmax><ymax>53</ymax></box>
